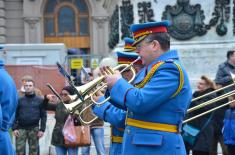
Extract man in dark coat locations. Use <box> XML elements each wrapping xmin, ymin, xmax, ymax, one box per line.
<box><xmin>211</xmin><ymin>50</ymin><xmax>235</xmax><ymax>155</ymax></box>
<box><xmin>13</xmin><ymin>80</ymin><xmax>47</xmax><ymax>155</ymax></box>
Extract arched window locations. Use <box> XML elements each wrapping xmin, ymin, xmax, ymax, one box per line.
<box><xmin>76</xmin><ymin>0</ymin><xmax>88</xmax><ymax>13</ymax></box>
<box><xmin>44</xmin><ymin>0</ymin><xmax>89</xmax><ymax>37</ymax></box>
<box><xmin>58</xmin><ymin>6</ymin><xmax>76</xmax><ymax>35</ymax></box>
<box><xmin>45</xmin><ymin>0</ymin><xmax>57</xmax><ymax>13</ymax></box>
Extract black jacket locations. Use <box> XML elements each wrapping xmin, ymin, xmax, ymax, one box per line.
<box><xmin>13</xmin><ymin>93</ymin><xmax>47</xmax><ymax>131</ymax></box>
<box><xmin>213</xmin><ymin>61</ymin><xmax>234</xmax><ymax>132</ymax></box>
<box><xmin>215</xmin><ymin>61</ymin><xmax>235</xmax><ymax>91</ymax></box>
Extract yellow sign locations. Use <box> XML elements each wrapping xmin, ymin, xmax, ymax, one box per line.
<box><xmin>71</xmin><ymin>58</ymin><xmax>83</xmax><ymax>69</ymax></box>
<box><xmin>91</xmin><ymin>58</ymin><xmax>99</xmax><ymax>68</ymax></box>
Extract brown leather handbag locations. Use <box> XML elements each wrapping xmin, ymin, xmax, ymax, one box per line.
<box><xmin>63</xmin><ymin>115</ymin><xmax>91</xmax><ymax>147</ymax></box>
<box><xmin>64</xmin><ymin>125</ymin><xmax>91</xmax><ymax>147</ymax></box>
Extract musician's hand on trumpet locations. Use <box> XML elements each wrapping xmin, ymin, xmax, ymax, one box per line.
<box><xmin>92</xmin><ymin>90</ymin><xmax>105</xmax><ymax>103</ymax></box>
<box><xmin>100</xmin><ymin>66</ymin><xmax>122</xmax><ymax>89</ymax></box>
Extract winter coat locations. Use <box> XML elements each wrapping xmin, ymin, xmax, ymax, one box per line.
<box><xmin>186</xmin><ymin>88</ymin><xmax>216</xmax><ymax>152</ymax></box>
<box><xmin>213</xmin><ymin>61</ymin><xmax>234</xmax><ymax>133</ymax></box>
<box><xmin>43</xmin><ymin>99</ymin><xmax>81</xmax><ymax>146</ymax></box>
<box><xmin>13</xmin><ymin>93</ymin><xmax>47</xmax><ymax>131</ymax></box>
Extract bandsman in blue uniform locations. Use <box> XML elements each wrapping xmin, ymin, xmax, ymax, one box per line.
<box><xmin>93</xmin><ymin>38</ymin><xmax>143</xmax><ymax>155</ymax></box>
<box><xmin>0</xmin><ymin>47</ymin><xmax>18</xmax><ymax>155</ymax></box>
<box><xmin>101</xmin><ymin>21</ymin><xmax>192</xmax><ymax>155</ymax></box>
<box><xmin>93</xmin><ymin>99</ymin><xmax>125</xmax><ymax>155</ymax></box>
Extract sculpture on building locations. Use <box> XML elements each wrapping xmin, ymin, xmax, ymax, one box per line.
<box><xmin>162</xmin><ymin>0</ymin><xmax>230</xmax><ymax>40</ymax></box>
<box><xmin>108</xmin><ymin>5</ymin><xmax>119</xmax><ymax>49</ymax></box>
<box><xmin>120</xmin><ymin>0</ymin><xmax>134</xmax><ymax>39</ymax></box>
<box><xmin>138</xmin><ymin>1</ymin><xmax>155</xmax><ymax>23</ymax></box>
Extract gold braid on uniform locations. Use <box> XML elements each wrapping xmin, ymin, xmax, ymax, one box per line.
<box><xmin>134</xmin><ymin>61</ymin><xmax>184</xmax><ymax>97</ymax></box>
<box><xmin>171</xmin><ymin>63</ymin><xmax>184</xmax><ymax>97</ymax></box>
<box><xmin>135</xmin><ymin>61</ymin><xmax>165</xmax><ymax>88</ymax></box>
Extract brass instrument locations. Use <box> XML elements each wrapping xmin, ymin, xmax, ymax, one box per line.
<box><xmin>184</xmin><ymin>100</ymin><xmax>235</xmax><ymax>124</ymax></box>
<box><xmin>65</xmin><ymin>57</ymin><xmax>141</xmax><ymax>124</ymax></box>
<box><xmin>183</xmin><ymin>72</ymin><xmax>235</xmax><ymax>124</ymax></box>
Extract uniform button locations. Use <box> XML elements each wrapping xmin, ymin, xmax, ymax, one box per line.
<box><xmin>126</xmin><ymin>129</ymin><xmax>131</xmax><ymax>134</ymax></box>
<box><xmin>128</xmin><ymin>112</ymin><xmax>133</xmax><ymax>117</ymax></box>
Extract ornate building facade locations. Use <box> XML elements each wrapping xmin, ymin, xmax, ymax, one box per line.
<box><xmin>108</xmin><ymin>0</ymin><xmax>235</xmax><ymax>87</ymax></box>
<box><xmin>0</xmin><ymin>0</ymin><xmax>113</xmax><ymax>56</ymax></box>
<box><xmin>1</xmin><ymin>0</ymin><xmax>235</xmax><ymax>154</ymax></box>
<box><xmin>1</xmin><ymin>0</ymin><xmax>234</xmax><ymax>61</ymax></box>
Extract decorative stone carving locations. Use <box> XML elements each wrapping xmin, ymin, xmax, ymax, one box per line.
<box><xmin>108</xmin><ymin>5</ymin><xmax>119</xmax><ymax>49</ymax></box>
<box><xmin>24</xmin><ymin>17</ymin><xmax>40</xmax><ymax>29</ymax></box>
<box><xmin>138</xmin><ymin>1</ymin><xmax>155</xmax><ymax>23</ymax></box>
<box><xmin>206</xmin><ymin>0</ymin><xmax>230</xmax><ymax>36</ymax></box>
<box><xmin>162</xmin><ymin>0</ymin><xmax>207</xmax><ymax>40</ymax></box>
<box><xmin>120</xmin><ymin>0</ymin><xmax>134</xmax><ymax>39</ymax></box>
<box><xmin>162</xmin><ymin>0</ymin><xmax>230</xmax><ymax>40</ymax></box>
<box><xmin>92</xmin><ymin>16</ymin><xmax>109</xmax><ymax>28</ymax></box>
<box><xmin>103</xmin><ymin>0</ymin><xmax>117</xmax><ymax>9</ymax></box>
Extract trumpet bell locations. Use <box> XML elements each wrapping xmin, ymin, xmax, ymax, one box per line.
<box><xmin>68</xmin><ymin>94</ymin><xmax>78</xmax><ymax>101</ymax></box>
<box><xmin>75</xmin><ymin>76</ymin><xmax>104</xmax><ymax>98</ymax></box>
<box><xmin>65</xmin><ymin>95</ymin><xmax>90</xmax><ymax>111</ymax></box>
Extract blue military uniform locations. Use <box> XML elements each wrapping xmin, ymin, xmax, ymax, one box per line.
<box><xmin>93</xmin><ymin>37</ymin><xmax>141</xmax><ymax>155</ymax></box>
<box><xmin>0</xmin><ymin>59</ymin><xmax>18</xmax><ymax>155</ymax></box>
<box><xmin>93</xmin><ymin>97</ymin><xmax>126</xmax><ymax>155</ymax></box>
<box><xmin>108</xmin><ymin>21</ymin><xmax>192</xmax><ymax>155</ymax></box>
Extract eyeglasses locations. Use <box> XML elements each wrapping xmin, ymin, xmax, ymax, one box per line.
<box><xmin>60</xmin><ymin>93</ymin><xmax>69</xmax><ymax>97</ymax></box>
<box><xmin>136</xmin><ymin>40</ymin><xmax>153</xmax><ymax>51</ymax></box>
<box><xmin>136</xmin><ymin>43</ymin><xmax>144</xmax><ymax>51</ymax></box>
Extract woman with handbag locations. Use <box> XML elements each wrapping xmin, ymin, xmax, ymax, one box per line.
<box><xmin>43</xmin><ymin>86</ymin><xmax>81</xmax><ymax>155</ymax></box>
<box><xmin>183</xmin><ymin>75</ymin><xmax>217</xmax><ymax>155</ymax></box>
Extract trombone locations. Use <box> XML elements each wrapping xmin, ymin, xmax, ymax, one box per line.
<box><xmin>183</xmin><ymin>72</ymin><xmax>235</xmax><ymax>124</ymax></box>
<box><xmin>184</xmin><ymin>100</ymin><xmax>235</xmax><ymax>124</ymax></box>
<box><xmin>64</xmin><ymin>57</ymin><xmax>141</xmax><ymax>124</ymax></box>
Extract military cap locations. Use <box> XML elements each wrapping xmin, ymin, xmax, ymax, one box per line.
<box><xmin>117</xmin><ymin>37</ymin><xmax>142</xmax><ymax>65</ymax></box>
<box><xmin>123</xmin><ymin>37</ymin><xmax>136</xmax><ymax>52</ymax></box>
<box><xmin>130</xmin><ymin>20</ymin><xmax>171</xmax><ymax>46</ymax></box>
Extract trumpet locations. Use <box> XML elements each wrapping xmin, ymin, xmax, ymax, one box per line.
<box><xmin>65</xmin><ymin>57</ymin><xmax>141</xmax><ymax>124</ymax></box>
<box><xmin>183</xmin><ymin>72</ymin><xmax>235</xmax><ymax>124</ymax></box>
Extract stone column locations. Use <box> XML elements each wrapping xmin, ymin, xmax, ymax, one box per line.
<box><xmin>23</xmin><ymin>0</ymin><xmax>43</xmax><ymax>43</ymax></box>
<box><xmin>23</xmin><ymin>17</ymin><xmax>41</xmax><ymax>43</ymax></box>
<box><xmin>0</xmin><ymin>0</ymin><xmax>6</xmax><ymax>43</ymax></box>
<box><xmin>91</xmin><ymin>16</ymin><xmax>110</xmax><ymax>56</ymax></box>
